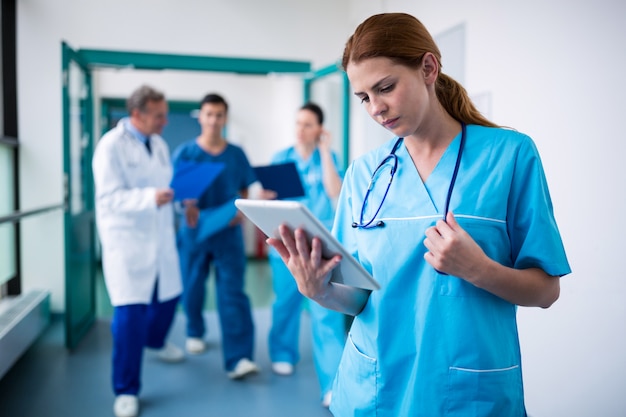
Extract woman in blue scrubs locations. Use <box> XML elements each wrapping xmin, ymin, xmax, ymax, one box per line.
<box><xmin>266</xmin><ymin>103</ymin><xmax>345</xmax><ymax>407</ymax></box>
<box><xmin>268</xmin><ymin>13</ymin><xmax>570</xmax><ymax>417</ymax></box>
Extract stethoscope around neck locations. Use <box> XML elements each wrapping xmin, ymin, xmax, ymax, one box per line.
<box><xmin>352</xmin><ymin>122</ymin><xmax>467</xmax><ymax>229</ymax></box>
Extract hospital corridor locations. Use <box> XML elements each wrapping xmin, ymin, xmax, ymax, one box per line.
<box><xmin>2</xmin><ymin>1</ymin><xmax>625</xmax><ymax>416</ymax></box>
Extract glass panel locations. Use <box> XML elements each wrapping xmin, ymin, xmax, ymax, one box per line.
<box><xmin>63</xmin><ymin>46</ymin><xmax>96</xmax><ymax>349</ymax></box>
<box><xmin>0</xmin><ymin>20</ymin><xmax>3</xmax><ymax>136</ymax></box>
<box><xmin>0</xmin><ymin>145</ymin><xmax>16</xmax><ymax>285</ymax></box>
<box><xmin>0</xmin><ymin>223</ymin><xmax>15</xmax><ymax>286</ymax></box>
<box><xmin>68</xmin><ymin>60</ymin><xmax>88</xmax><ymax>214</ymax></box>
<box><xmin>309</xmin><ymin>73</ymin><xmax>345</xmax><ymax>167</ymax></box>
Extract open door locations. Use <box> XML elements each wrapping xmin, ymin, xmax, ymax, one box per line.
<box><xmin>58</xmin><ymin>44</ymin><xmax>331</xmax><ymax>348</ymax></box>
<box><xmin>304</xmin><ymin>62</ymin><xmax>350</xmax><ymax>170</ymax></box>
<box><xmin>62</xmin><ymin>42</ymin><xmax>97</xmax><ymax>349</ymax></box>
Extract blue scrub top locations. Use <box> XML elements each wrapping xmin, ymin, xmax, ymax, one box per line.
<box><xmin>330</xmin><ymin>125</ymin><xmax>570</xmax><ymax>416</ymax></box>
<box><xmin>271</xmin><ymin>146</ymin><xmax>343</xmax><ymax>230</ymax></box>
<box><xmin>172</xmin><ymin>140</ymin><xmax>256</xmax><ymax>248</ymax></box>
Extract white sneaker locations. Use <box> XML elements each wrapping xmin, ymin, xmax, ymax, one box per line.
<box><xmin>114</xmin><ymin>395</ymin><xmax>139</xmax><ymax>417</ymax></box>
<box><xmin>146</xmin><ymin>342</ymin><xmax>185</xmax><ymax>363</ymax></box>
<box><xmin>322</xmin><ymin>391</ymin><xmax>332</xmax><ymax>408</ymax></box>
<box><xmin>186</xmin><ymin>337</ymin><xmax>207</xmax><ymax>354</ymax></box>
<box><xmin>227</xmin><ymin>358</ymin><xmax>260</xmax><ymax>380</ymax></box>
<box><xmin>271</xmin><ymin>361</ymin><xmax>294</xmax><ymax>376</ymax></box>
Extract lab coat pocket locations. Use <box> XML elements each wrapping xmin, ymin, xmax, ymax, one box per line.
<box><xmin>332</xmin><ymin>334</ymin><xmax>378</xmax><ymax>416</ymax></box>
<box><xmin>445</xmin><ymin>365</ymin><xmax>525</xmax><ymax>417</ymax></box>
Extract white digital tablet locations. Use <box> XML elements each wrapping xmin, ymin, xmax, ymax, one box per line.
<box><xmin>235</xmin><ymin>199</ymin><xmax>380</xmax><ymax>291</ymax></box>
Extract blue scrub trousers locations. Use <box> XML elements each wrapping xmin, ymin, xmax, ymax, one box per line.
<box><xmin>111</xmin><ymin>281</ymin><xmax>179</xmax><ymax>396</ymax></box>
<box><xmin>179</xmin><ymin>225</ymin><xmax>255</xmax><ymax>371</ymax></box>
<box><xmin>268</xmin><ymin>253</ymin><xmax>346</xmax><ymax>396</ymax></box>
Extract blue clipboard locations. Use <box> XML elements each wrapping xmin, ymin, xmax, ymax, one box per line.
<box><xmin>253</xmin><ymin>162</ymin><xmax>305</xmax><ymax>199</ymax></box>
<box><xmin>170</xmin><ymin>160</ymin><xmax>225</xmax><ymax>201</ymax></box>
<box><xmin>196</xmin><ymin>198</ymin><xmax>238</xmax><ymax>242</ymax></box>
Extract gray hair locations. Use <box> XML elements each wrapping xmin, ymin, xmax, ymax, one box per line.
<box><xmin>126</xmin><ymin>85</ymin><xmax>165</xmax><ymax>113</ymax></box>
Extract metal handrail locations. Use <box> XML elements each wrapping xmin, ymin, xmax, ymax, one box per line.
<box><xmin>0</xmin><ymin>204</ymin><xmax>66</xmax><ymax>225</ymax></box>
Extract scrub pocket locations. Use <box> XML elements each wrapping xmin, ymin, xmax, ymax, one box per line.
<box><xmin>439</xmin><ymin>217</ymin><xmax>510</xmax><ymax>298</ymax></box>
<box><xmin>445</xmin><ymin>365</ymin><xmax>525</xmax><ymax>417</ymax></box>
<box><xmin>461</xmin><ymin>216</ymin><xmax>511</xmax><ymax>267</ymax></box>
<box><xmin>331</xmin><ymin>334</ymin><xmax>378</xmax><ymax>416</ymax></box>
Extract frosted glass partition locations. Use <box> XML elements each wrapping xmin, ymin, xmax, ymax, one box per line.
<box><xmin>0</xmin><ymin>145</ymin><xmax>16</xmax><ymax>285</ymax></box>
<box><xmin>0</xmin><ymin>223</ymin><xmax>15</xmax><ymax>286</ymax></box>
<box><xmin>69</xmin><ymin>60</ymin><xmax>88</xmax><ymax>215</ymax></box>
<box><xmin>434</xmin><ymin>23</ymin><xmax>465</xmax><ymax>85</ymax></box>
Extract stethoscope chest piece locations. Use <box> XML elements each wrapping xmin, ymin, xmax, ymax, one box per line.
<box><xmin>352</xmin><ymin>220</ymin><xmax>384</xmax><ymax>228</ymax></box>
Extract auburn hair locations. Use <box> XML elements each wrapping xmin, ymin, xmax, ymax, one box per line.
<box><xmin>342</xmin><ymin>13</ymin><xmax>497</xmax><ymax>127</ymax></box>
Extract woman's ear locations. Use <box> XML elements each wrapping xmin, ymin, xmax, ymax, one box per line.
<box><xmin>421</xmin><ymin>52</ymin><xmax>439</xmax><ymax>85</ymax></box>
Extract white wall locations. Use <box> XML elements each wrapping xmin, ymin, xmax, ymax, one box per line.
<box><xmin>370</xmin><ymin>0</ymin><xmax>625</xmax><ymax>415</ymax></box>
<box><xmin>17</xmin><ymin>0</ymin><xmax>626</xmax><ymax>415</ymax></box>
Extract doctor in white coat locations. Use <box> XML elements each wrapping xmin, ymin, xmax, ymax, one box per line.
<box><xmin>93</xmin><ymin>85</ymin><xmax>183</xmax><ymax>417</ymax></box>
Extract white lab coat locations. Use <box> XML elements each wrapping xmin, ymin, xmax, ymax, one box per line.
<box><xmin>92</xmin><ymin>119</ymin><xmax>182</xmax><ymax>306</ymax></box>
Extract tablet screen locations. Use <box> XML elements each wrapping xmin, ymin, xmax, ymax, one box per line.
<box><xmin>235</xmin><ymin>199</ymin><xmax>380</xmax><ymax>291</ymax></box>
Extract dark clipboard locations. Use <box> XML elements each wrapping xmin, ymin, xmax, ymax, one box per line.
<box><xmin>253</xmin><ymin>162</ymin><xmax>305</xmax><ymax>199</ymax></box>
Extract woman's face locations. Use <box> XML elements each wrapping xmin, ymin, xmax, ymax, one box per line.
<box><xmin>295</xmin><ymin>109</ymin><xmax>322</xmax><ymax>146</ymax></box>
<box><xmin>347</xmin><ymin>56</ymin><xmax>432</xmax><ymax>139</ymax></box>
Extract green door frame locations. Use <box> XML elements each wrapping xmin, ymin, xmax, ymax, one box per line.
<box><xmin>62</xmin><ymin>41</ymin><xmax>96</xmax><ymax>349</ymax></box>
<box><xmin>78</xmin><ymin>48</ymin><xmax>312</xmax><ymax>74</ymax></box>
<box><xmin>303</xmin><ymin>61</ymin><xmax>351</xmax><ymax>170</ymax></box>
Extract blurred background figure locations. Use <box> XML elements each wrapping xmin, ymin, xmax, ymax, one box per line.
<box><xmin>265</xmin><ymin>102</ymin><xmax>346</xmax><ymax>407</ymax></box>
<box><xmin>172</xmin><ymin>93</ymin><xmax>260</xmax><ymax>380</ymax></box>
<box><xmin>92</xmin><ymin>85</ymin><xmax>184</xmax><ymax>417</ymax></box>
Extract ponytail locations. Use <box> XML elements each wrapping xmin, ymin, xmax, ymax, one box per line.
<box><xmin>344</xmin><ymin>13</ymin><xmax>499</xmax><ymax>128</ymax></box>
<box><xmin>436</xmin><ymin>73</ymin><xmax>498</xmax><ymax>128</ymax></box>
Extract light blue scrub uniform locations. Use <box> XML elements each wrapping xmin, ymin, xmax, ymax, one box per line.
<box><xmin>172</xmin><ymin>141</ymin><xmax>257</xmax><ymax>371</ymax></box>
<box><xmin>330</xmin><ymin>125</ymin><xmax>571</xmax><ymax>416</ymax></box>
<box><xmin>268</xmin><ymin>146</ymin><xmax>347</xmax><ymax>398</ymax></box>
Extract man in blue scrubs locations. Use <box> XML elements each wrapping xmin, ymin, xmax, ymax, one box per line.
<box><xmin>173</xmin><ymin>93</ymin><xmax>259</xmax><ymax>379</ymax></box>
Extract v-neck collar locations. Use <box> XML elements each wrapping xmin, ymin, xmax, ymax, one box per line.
<box><xmin>395</xmin><ymin>130</ymin><xmax>463</xmax><ymax>216</ymax></box>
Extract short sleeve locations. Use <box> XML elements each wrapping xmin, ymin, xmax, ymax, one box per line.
<box><xmin>236</xmin><ymin>146</ymin><xmax>256</xmax><ymax>189</ymax></box>
<box><xmin>331</xmin><ymin>151</ymin><xmax>345</xmax><ymax>179</ymax></box>
<box><xmin>507</xmin><ymin>137</ymin><xmax>571</xmax><ymax>277</ymax></box>
<box><xmin>332</xmin><ymin>162</ymin><xmax>359</xmax><ymax>262</ymax></box>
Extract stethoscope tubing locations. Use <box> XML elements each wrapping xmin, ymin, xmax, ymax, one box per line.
<box><xmin>353</xmin><ymin>122</ymin><xmax>466</xmax><ymax>229</ymax></box>
<box><xmin>442</xmin><ymin>122</ymin><xmax>466</xmax><ymax>220</ymax></box>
